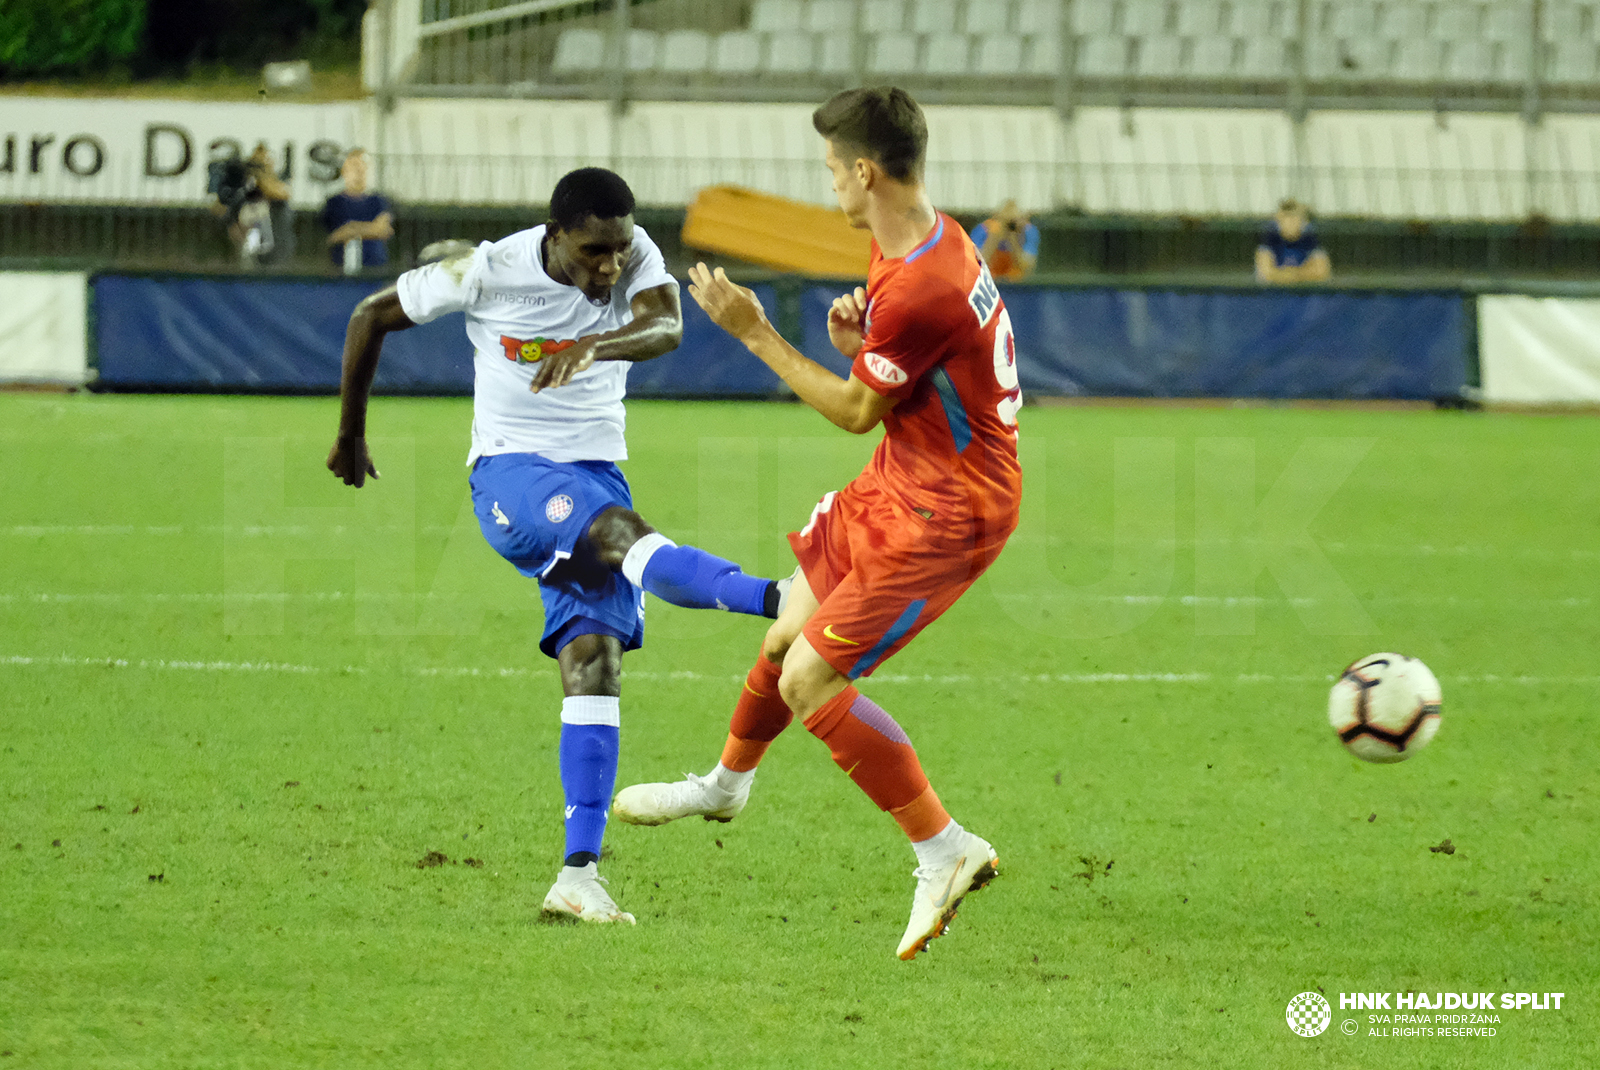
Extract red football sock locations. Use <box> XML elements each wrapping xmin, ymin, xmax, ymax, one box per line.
<box><xmin>890</xmin><ymin>785</ymin><xmax>953</xmax><ymax>843</ymax></box>
<box><xmin>719</xmin><ymin>653</ymin><xmax>792</xmax><ymax>772</ymax></box>
<box><xmin>802</xmin><ymin>686</ymin><xmax>940</xmax><ymax>830</ymax></box>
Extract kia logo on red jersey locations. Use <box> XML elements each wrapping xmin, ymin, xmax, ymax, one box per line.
<box><xmin>864</xmin><ymin>352</ymin><xmax>907</xmax><ymax>386</ymax></box>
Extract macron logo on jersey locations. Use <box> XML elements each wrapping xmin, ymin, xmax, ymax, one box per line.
<box><xmin>864</xmin><ymin>352</ymin><xmax>908</xmax><ymax>386</ymax></box>
<box><xmin>968</xmin><ymin>260</ymin><xmax>1001</xmax><ymax>327</ymax></box>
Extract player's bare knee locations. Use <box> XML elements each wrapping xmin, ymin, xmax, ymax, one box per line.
<box><xmin>558</xmin><ymin>633</ymin><xmax>623</xmax><ymax>697</ymax></box>
<box><xmin>760</xmin><ymin>625</ymin><xmax>793</xmax><ymax>666</ymax></box>
<box><xmin>776</xmin><ymin>667</ymin><xmax>810</xmax><ymax>715</ymax></box>
<box><xmin>586</xmin><ymin>507</ymin><xmax>655</xmax><ymax>570</ymax></box>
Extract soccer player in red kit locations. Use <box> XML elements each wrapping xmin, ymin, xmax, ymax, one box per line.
<box><xmin>614</xmin><ymin>86</ymin><xmax>1023</xmax><ymax>960</ymax></box>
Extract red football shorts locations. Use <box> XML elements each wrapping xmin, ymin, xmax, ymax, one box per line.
<box><xmin>788</xmin><ymin>476</ymin><xmax>1012</xmax><ymax>681</ymax></box>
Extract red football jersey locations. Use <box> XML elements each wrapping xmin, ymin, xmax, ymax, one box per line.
<box><xmin>850</xmin><ymin>212</ymin><xmax>1023</xmax><ymax>539</ymax></box>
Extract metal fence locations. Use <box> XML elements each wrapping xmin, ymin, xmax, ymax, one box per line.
<box><xmin>8</xmin><ymin>201</ymin><xmax>1600</xmax><ymax>278</ymax></box>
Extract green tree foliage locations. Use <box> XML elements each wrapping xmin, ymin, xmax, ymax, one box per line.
<box><xmin>0</xmin><ymin>0</ymin><xmax>147</xmax><ymax>76</ymax></box>
<box><xmin>143</xmin><ymin>0</ymin><xmax>366</xmax><ymax>70</ymax></box>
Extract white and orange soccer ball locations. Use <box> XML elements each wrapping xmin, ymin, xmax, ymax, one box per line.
<box><xmin>1327</xmin><ymin>653</ymin><xmax>1442</xmax><ymax>763</ymax></box>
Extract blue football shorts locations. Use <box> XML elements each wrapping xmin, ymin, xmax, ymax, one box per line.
<box><xmin>468</xmin><ymin>452</ymin><xmax>645</xmax><ymax>659</ymax></box>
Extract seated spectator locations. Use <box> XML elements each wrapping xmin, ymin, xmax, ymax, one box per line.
<box><xmin>971</xmin><ymin>200</ymin><xmax>1040</xmax><ymax>280</ymax></box>
<box><xmin>1256</xmin><ymin>199</ymin><xmax>1331</xmax><ymax>283</ymax></box>
<box><xmin>322</xmin><ymin>148</ymin><xmax>394</xmax><ymax>273</ymax></box>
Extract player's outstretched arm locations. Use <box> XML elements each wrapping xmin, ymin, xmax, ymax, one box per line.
<box><xmin>688</xmin><ymin>263</ymin><xmax>895</xmax><ymax>434</ymax></box>
<box><xmin>529</xmin><ymin>283</ymin><xmax>683</xmax><ymax>393</ymax></box>
<box><xmin>327</xmin><ymin>285</ymin><xmax>417</xmax><ymax>487</ymax></box>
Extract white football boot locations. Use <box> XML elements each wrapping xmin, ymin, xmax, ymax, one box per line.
<box><xmin>612</xmin><ymin>772</ymin><xmax>749</xmax><ymax>826</ymax></box>
<box><xmin>540</xmin><ymin>862</ymin><xmax>636</xmax><ymax>925</ymax></box>
<box><xmin>895</xmin><ymin>830</ymin><xmax>999</xmax><ymax>960</ymax></box>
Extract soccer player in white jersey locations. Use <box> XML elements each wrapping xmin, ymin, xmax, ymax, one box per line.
<box><xmin>326</xmin><ymin>168</ymin><xmax>785</xmax><ymax>925</ymax></box>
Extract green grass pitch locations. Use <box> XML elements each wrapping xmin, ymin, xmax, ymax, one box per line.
<box><xmin>1</xmin><ymin>393</ymin><xmax>1595</xmax><ymax>1068</ymax></box>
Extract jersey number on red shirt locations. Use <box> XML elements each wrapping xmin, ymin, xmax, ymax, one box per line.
<box><xmin>968</xmin><ymin>259</ymin><xmax>1022</xmax><ymax>429</ymax></box>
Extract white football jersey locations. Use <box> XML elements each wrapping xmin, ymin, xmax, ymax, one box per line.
<box><xmin>396</xmin><ymin>224</ymin><xmax>678</xmax><ymax>464</ymax></box>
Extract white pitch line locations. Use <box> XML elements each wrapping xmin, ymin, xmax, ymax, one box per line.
<box><xmin>6</xmin><ymin>524</ymin><xmax>1599</xmax><ymax>564</ymax></box>
<box><xmin>0</xmin><ymin>654</ymin><xmax>339</xmax><ymax>675</ymax></box>
<box><xmin>4</xmin><ymin>654</ymin><xmax>1600</xmax><ymax>687</ymax></box>
<box><xmin>2</xmin><ymin>524</ymin><xmax>460</xmax><ymax>537</ymax></box>
<box><xmin>2</xmin><ymin>591</ymin><xmax>1593</xmax><ymax>609</ymax></box>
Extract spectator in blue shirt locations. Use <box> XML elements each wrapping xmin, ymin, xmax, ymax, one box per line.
<box><xmin>1256</xmin><ymin>198</ymin><xmax>1331</xmax><ymax>284</ymax></box>
<box><xmin>971</xmin><ymin>200</ymin><xmax>1040</xmax><ymax>280</ymax></box>
<box><xmin>321</xmin><ymin>149</ymin><xmax>394</xmax><ymax>273</ymax></box>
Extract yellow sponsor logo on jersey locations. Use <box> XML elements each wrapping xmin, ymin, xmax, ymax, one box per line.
<box><xmin>822</xmin><ymin>624</ymin><xmax>860</xmax><ymax>646</ymax></box>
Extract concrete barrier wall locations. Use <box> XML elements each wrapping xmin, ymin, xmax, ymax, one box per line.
<box><xmin>0</xmin><ymin>272</ymin><xmax>89</xmax><ymax>385</ymax></box>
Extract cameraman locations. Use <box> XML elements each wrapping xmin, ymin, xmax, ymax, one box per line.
<box><xmin>971</xmin><ymin>199</ymin><xmax>1039</xmax><ymax>280</ymax></box>
<box><xmin>207</xmin><ymin>142</ymin><xmax>295</xmax><ymax>267</ymax></box>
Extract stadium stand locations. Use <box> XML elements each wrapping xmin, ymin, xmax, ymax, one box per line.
<box><xmin>462</xmin><ymin>0</ymin><xmax>1583</xmax><ymax>106</ymax></box>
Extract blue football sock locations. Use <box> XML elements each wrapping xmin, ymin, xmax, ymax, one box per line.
<box><xmin>559</xmin><ymin>697</ymin><xmax>620</xmax><ymax>863</ymax></box>
<box><xmin>622</xmin><ymin>534</ymin><xmax>771</xmax><ymax>616</ymax></box>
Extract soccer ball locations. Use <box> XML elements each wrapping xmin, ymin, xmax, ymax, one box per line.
<box><xmin>1327</xmin><ymin>653</ymin><xmax>1442</xmax><ymax>763</ymax></box>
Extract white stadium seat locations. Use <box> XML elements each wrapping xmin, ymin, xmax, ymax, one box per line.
<box><xmin>1121</xmin><ymin>0</ymin><xmax>1170</xmax><ymax>36</ymax></box>
<box><xmin>658</xmin><ymin>30</ymin><xmax>712</xmax><ymax>73</ymax></box>
<box><xmin>552</xmin><ymin>29</ymin><xmax>604</xmax><ymax>74</ymax></box>
<box><xmin>1176</xmin><ymin>0</ymin><xmax>1225</xmax><ymax>37</ymax></box>
<box><xmin>764</xmin><ymin>30</ymin><xmax>817</xmax><ymax>71</ymax></box>
<box><xmin>1134</xmin><ymin>34</ymin><xmax>1184</xmax><ymax>76</ymax></box>
<box><xmin>923</xmin><ymin>32</ymin><xmax>973</xmax><ymax>74</ymax></box>
<box><xmin>1445</xmin><ymin>40</ymin><xmax>1496</xmax><ymax>81</ymax></box>
<box><xmin>626</xmin><ymin>30</ymin><xmax>658</xmax><ymax>71</ymax></box>
<box><xmin>1014</xmin><ymin>0</ymin><xmax>1064</xmax><ymax>34</ymax></box>
<box><xmin>1326</xmin><ymin>1</ymin><xmax>1377</xmax><ymax>40</ymax></box>
<box><xmin>1377</xmin><ymin>3</ymin><xmax>1429</xmax><ymax>41</ymax></box>
<box><xmin>1547</xmin><ymin>39</ymin><xmax>1599</xmax><ymax>83</ymax></box>
<box><xmin>1483</xmin><ymin>2</ymin><xmax>1532</xmax><ymax>42</ymax></box>
<box><xmin>861</xmin><ymin>0</ymin><xmax>907</xmax><ymax>32</ymax></box>
<box><xmin>1392</xmin><ymin>37</ymin><xmax>1444</xmax><ymax>80</ymax></box>
<box><xmin>1070</xmin><ymin>0</ymin><xmax>1115</xmax><ymax>35</ymax></box>
<box><xmin>750</xmin><ymin>0</ymin><xmax>804</xmax><ymax>32</ymax></box>
<box><xmin>1305</xmin><ymin>36</ymin><xmax>1395</xmax><ymax>79</ymax></box>
<box><xmin>1188</xmin><ymin>34</ymin><xmax>1236</xmax><ymax>77</ymax></box>
<box><xmin>713</xmin><ymin>32</ymin><xmax>763</xmax><ymax>73</ymax></box>
<box><xmin>1432</xmin><ymin>3</ymin><xmax>1483</xmax><ymax>41</ymax></box>
<box><xmin>817</xmin><ymin>33</ymin><xmax>855</xmax><ymax>73</ymax></box>
<box><xmin>1075</xmin><ymin>33</ymin><xmax>1128</xmax><ymax>76</ymax></box>
<box><xmin>1304</xmin><ymin>36</ymin><xmax>1343</xmax><ymax>79</ymax></box>
<box><xmin>974</xmin><ymin>32</ymin><xmax>1025</xmax><ymax>73</ymax></box>
<box><xmin>1026</xmin><ymin>31</ymin><xmax>1065</xmax><ymax>74</ymax></box>
<box><xmin>910</xmin><ymin>0</ymin><xmax>961</xmax><ymax>33</ymax></box>
<box><xmin>1236</xmin><ymin>36</ymin><xmax>1285</xmax><ymax>77</ymax></box>
<box><xmin>1227</xmin><ymin>1</ymin><xmax>1283</xmax><ymax>38</ymax></box>
<box><xmin>869</xmin><ymin>31</ymin><xmax>921</xmax><ymax>73</ymax></box>
<box><xmin>1541</xmin><ymin>2</ymin><xmax>1590</xmax><ymax>43</ymax></box>
<box><xmin>962</xmin><ymin>0</ymin><xmax>1017</xmax><ymax>34</ymax></box>
<box><xmin>806</xmin><ymin>0</ymin><xmax>856</xmax><ymax>32</ymax></box>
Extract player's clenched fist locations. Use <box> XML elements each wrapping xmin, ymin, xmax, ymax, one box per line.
<box><xmin>827</xmin><ymin>286</ymin><xmax>868</xmax><ymax>358</ymax></box>
<box><xmin>326</xmin><ymin>434</ymin><xmax>379</xmax><ymax>487</ymax></box>
<box><xmin>687</xmin><ymin>263</ymin><xmax>769</xmax><ymax>342</ymax></box>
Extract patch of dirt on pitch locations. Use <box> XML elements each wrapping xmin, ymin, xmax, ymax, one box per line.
<box><xmin>1429</xmin><ymin>838</ymin><xmax>1457</xmax><ymax>855</ymax></box>
<box><xmin>414</xmin><ymin>851</ymin><xmax>450</xmax><ymax>869</ymax></box>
